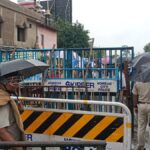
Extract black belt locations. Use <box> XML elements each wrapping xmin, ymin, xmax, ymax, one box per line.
<box><xmin>138</xmin><ymin>101</ymin><xmax>150</xmax><ymax>104</ymax></box>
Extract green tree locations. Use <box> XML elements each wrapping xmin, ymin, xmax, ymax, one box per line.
<box><xmin>56</xmin><ymin>19</ymin><xmax>90</xmax><ymax>48</ymax></box>
<box><xmin>144</xmin><ymin>42</ymin><xmax>150</xmax><ymax>52</ymax></box>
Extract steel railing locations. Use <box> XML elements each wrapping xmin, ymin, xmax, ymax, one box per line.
<box><xmin>0</xmin><ymin>141</ymin><xmax>106</xmax><ymax>150</ymax></box>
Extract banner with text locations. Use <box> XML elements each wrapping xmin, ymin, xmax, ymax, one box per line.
<box><xmin>44</xmin><ymin>79</ymin><xmax>117</xmax><ymax>93</ymax></box>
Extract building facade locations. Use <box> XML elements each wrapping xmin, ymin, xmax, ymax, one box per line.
<box><xmin>18</xmin><ymin>0</ymin><xmax>72</xmax><ymax>23</ymax></box>
<box><xmin>37</xmin><ymin>25</ymin><xmax>57</xmax><ymax>48</ymax></box>
<box><xmin>0</xmin><ymin>0</ymin><xmax>57</xmax><ymax>49</ymax></box>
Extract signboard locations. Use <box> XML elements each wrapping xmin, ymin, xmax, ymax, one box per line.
<box><xmin>25</xmin><ymin>134</ymin><xmax>123</xmax><ymax>150</ymax></box>
<box><xmin>44</xmin><ymin>79</ymin><xmax>117</xmax><ymax>93</ymax></box>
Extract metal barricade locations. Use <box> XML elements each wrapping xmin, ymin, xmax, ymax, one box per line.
<box><xmin>11</xmin><ymin>96</ymin><xmax>132</xmax><ymax>150</ymax></box>
<box><xmin>0</xmin><ymin>141</ymin><xmax>106</xmax><ymax>150</ymax></box>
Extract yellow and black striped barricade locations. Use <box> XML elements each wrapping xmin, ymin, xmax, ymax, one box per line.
<box><xmin>11</xmin><ymin>96</ymin><xmax>131</xmax><ymax>150</ymax></box>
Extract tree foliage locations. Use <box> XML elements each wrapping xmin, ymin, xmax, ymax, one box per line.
<box><xmin>56</xmin><ymin>19</ymin><xmax>90</xmax><ymax>48</ymax></box>
<box><xmin>144</xmin><ymin>42</ymin><xmax>150</xmax><ymax>52</ymax></box>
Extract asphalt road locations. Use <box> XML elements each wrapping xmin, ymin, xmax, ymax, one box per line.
<box><xmin>132</xmin><ymin>121</ymin><xmax>149</xmax><ymax>150</ymax></box>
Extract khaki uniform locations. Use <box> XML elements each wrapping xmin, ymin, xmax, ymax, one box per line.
<box><xmin>132</xmin><ymin>82</ymin><xmax>150</xmax><ymax>148</ymax></box>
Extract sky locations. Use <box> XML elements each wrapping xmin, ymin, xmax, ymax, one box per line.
<box><xmin>10</xmin><ymin>0</ymin><xmax>150</xmax><ymax>54</ymax></box>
